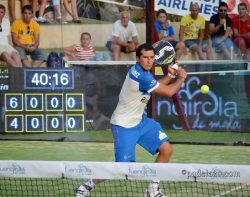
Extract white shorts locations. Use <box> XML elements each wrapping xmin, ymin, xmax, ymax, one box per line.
<box><xmin>0</xmin><ymin>45</ymin><xmax>17</xmax><ymax>55</ymax></box>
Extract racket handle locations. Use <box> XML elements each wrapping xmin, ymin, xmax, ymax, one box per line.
<box><xmin>162</xmin><ymin>66</ymin><xmax>191</xmax><ymax>130</ymax></box>
<box><xmin>172</xmin><ymin>63</ymin><xmax>179</xmax><ymax>70</ymax></box>
<box><xmin>172</xmin><ymin>94</ymin><xmax>191</xmax><ymax>130</ymax></box>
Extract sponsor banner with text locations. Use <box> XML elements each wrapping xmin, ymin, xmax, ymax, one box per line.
<box><xmin>154</xmin><ymin>0</ymin><xmax>250</xmax><ymax>20</ymax></box>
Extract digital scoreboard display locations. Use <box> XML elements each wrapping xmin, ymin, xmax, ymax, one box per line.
<box><xmin>0</xmin><ymin>67</ymin><xmax>85</xmax><ymax>133</ymax></box>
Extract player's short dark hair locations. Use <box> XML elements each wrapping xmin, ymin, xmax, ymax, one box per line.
<box><xmin>22</xmin><ymin>4</ymin><xmax>33</xmax><ymax>13</ymax></box>
<box><xmin>238</xmin><ymin>2</ymin><xmax>247</xmax><ymax>9</ymax></box>
<box><xmin>219</xmin><ymin>1</ymin><xmax>228</xmax><ymax>8</ymax></box>
<box><xmin>156</xmin><ymin>9</ymin><xmax>167</xmax><ymax>17</ymax></box>
<box><xmin>136</xmin><ymin>43</ymin><xmax>154</xmax><ymax>57</ymax></box>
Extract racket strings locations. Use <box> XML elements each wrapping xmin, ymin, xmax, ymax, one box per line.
<box><xmin>153</xmin><ymin>41</ymin><xmax>176</xmax><ymax>65</ymax></box>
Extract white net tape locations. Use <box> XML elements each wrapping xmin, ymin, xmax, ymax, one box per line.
<box><xmin>0</xmin><ymin>160</ymin><xmax>249</xmax><ymax>184</ymax></box>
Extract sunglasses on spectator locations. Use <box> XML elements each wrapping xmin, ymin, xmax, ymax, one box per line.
<box><xmin>0</xmin><ymin>25</ymin><xmax>2</xmax><ymax>32</ymax></box>
<box><xmin>219</xmin><ymin>9</ymin><xmax>227</xmax><ymax>12</ymax></box>
<box><xmin>27</xmin><ymin>26</ymin><xmax>30</xmax><ymax>34</ymax></box>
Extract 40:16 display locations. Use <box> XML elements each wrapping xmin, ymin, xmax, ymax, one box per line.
<box><xmin>31</xmin><ymin>72</ymin><xmax>69</xmax><ymax>86</ymax></box>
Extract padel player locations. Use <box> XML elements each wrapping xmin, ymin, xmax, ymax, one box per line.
<box><xmin>76</xmin><ymin>43</ymin><xmax>187</xmax><ymax>197</ymax></box>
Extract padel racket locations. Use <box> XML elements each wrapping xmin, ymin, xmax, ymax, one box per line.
<box><xmin>152</xmin><ymin>40</ymin><xmax>191</xmax><ymax>130</ymax></box>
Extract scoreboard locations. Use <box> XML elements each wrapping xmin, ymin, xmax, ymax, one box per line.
<box><xmin>0</xmin><ymin>67</ymin><xmax>85</xmax><ymax>133</ymax></box>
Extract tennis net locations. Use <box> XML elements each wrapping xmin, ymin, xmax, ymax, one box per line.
<box><xmin>0</xmin><ymin>160</ymin><xmax>250</xmax><ymax>196</ymax></box>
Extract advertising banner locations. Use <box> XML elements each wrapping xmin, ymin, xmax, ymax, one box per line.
<box><xmin>155</xmin><ymin>72</ymin><xmax>250</xmax><ymax>131</ymax></box>
<box><xmin>154</xmin><ymin>0</ymin><xmax>250</xmax><ymax>20</ymax></box>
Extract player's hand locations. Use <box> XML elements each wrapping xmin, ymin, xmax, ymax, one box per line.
<box><xmin>177</xmin><ymin>67</ymin><xmax>187</xmax><ymax>81</ymax></box>
<box><xmin>167</xmin><ymin>62</ymin><xmax>178</xmax><ymax>76</ymax></box>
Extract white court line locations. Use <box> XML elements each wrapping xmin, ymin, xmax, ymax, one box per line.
<box><xmin>212</xmin><ymin>184</ymin><xmax>248</xmax><ymax>197</ymax></box>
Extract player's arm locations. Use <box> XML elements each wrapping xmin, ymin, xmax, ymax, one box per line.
<box><xmin>158</xmin><ymin>64</ymin><xmax>178</xmax><ymax>85</ymax></box>
<box><xmin>157</xmin><ymin>75</ymin><xmax>172</xmax><ymax>85</ymax></box>
<box><xmin>153</xmin><ymin>67</ymin><xmax>187</xmax><ymax>97</ymax></box>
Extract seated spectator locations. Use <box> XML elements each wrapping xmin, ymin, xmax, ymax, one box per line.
<box><xmin>63</xmin><ymin>0</ymin><xmax>81</xmax><ymax>23</ymax></box>
<box><xmin>8</xmin><ymin>0</ymin><xmax>30</xmax><ymax>23</ymax></box>
<box><xmin>0</xmin><ymin>4</ymin><xmax>22</xmax><ymax>67</ymax></box>
<box><xmin>32</xmin><ymin>0</ymin><xmax>47</xmax><ymax>23</ymax></box>
<box><xmin>106</xmin><ymin>10</ymin><xmax>139</xmax><ymax>61</ymax></box>
<box><xmin>11</xmin><ymin>5</ymin><xmax>47</xmax><ymax>67</ymax></box>
<box><xmin>179</xmin><ymin>3</ymin><xmax>213</xmax><ymax>60</ymax></box>
<box><xmin>209</xmin><ymin>1</ymin><xmax>234</xmax><ymax>59</ymax></box>
<box><xmin>232</xmin><ymin>2</ymin><xmax>250</xmax><ymax>60</ymax></box>
<box><xmin>64</xmin><ymin>32</ymin><xmax>110</xmax><ymax>61</ymax></box>
<box><xmin>63</xmin><ymin>32</ymin><xmax>96</xmax><ymax>61</ymax></box>
<box><xmin>154</xmin><ymin>9</ymin><xmax>185</xmax><ymax>60</ymax></box>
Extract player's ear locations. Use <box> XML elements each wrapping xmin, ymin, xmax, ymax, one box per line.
<box><xmin>136</xmin><ymin>56</ymin><xmax>140</xmax><ymax>62</ymax></box>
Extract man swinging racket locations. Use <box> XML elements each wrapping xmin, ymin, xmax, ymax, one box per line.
<box><xmin>76</xmin><ymin>42</ymin><xmax>187</xmax><ymax>197</ymax></box>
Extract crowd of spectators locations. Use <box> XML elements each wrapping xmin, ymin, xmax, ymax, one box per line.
<box><xmin>0</xmin><ymin>1</ymin><xmax>249</xmax><ymax>67</ymax></box>
<box><xmin>7</xmin><ymin>0</ymin><xmax>79</xmax><ymax>24</ymax></box>
<box><xmin>156</xmin><ymin>2</ymin><xmax>249</xmax><ymax>61</ymax></box>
